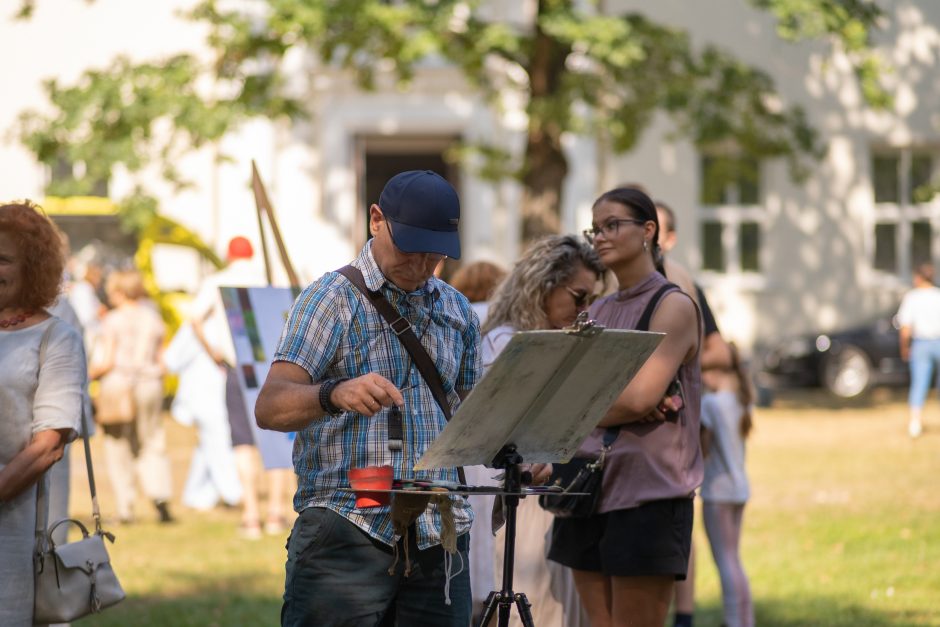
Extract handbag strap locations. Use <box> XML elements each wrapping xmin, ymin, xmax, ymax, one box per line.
<box><xmin>35</xmin><ymin>319</ymin><xmax>109</xmax><ymax>540</ymax></box>
<box><xmin>78</xmin><ymin>402</ymin><xmax>105</xmax><ymax>535</ymax></box>
<box><xmin>336</xmin><ymin>265</ymin><xmax>467</xmax><ymax>485</ymax></box>
<box><xmin>636</xmin><ymin>283</ymin><xmax>679</xmax><ymax>332</ymax></box>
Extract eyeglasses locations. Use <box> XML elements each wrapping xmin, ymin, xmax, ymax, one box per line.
<box><xmin>582</xmin><ymin>218</ymin><xmax>648</xmax><ymax>244</ymax></box>
<box><xmin>564</xmin><ymin>286</ymin><xmax>595</xmax><ymax>309</ymax></box>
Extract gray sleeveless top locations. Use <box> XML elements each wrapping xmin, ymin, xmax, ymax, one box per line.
<box><xmin>578</xmin><ymin>271</ymin><xmax>703</xmax><ymax>512</ymax></box>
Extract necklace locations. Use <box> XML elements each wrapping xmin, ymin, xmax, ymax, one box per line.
<box><xmin>0</xmin><ymin>310</ymin><xmax>34</xmax><ymax>328</ymax></box>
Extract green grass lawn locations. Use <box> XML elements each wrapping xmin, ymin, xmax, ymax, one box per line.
<box><xmin>69</xmin><ymin>390</ymin><xmax>940</xmax><ymax>626</ymax></box>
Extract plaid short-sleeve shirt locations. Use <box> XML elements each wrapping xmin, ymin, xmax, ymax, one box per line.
<box><xmin>274</xmin><ymin>241</ymin><xmax>481</xmax><ymax>549</ymax></box>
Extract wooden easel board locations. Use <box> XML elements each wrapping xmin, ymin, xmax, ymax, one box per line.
<box><xmin>415</xmin><ymin>328</ymin><xmax>663</xmax><ymax>470</ymax></box>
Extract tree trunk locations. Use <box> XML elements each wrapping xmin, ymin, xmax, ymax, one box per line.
<box><xmin>520</xmin><ymin>0</ymin><xmax>571</xmax><ymax>244</ymax></box>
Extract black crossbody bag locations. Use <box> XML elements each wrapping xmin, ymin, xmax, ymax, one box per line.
<box><xmin>539</xmin><ymin>282</ymin><xmax>678</xmax><ymax>518</ymax></box>
<box><xmin>336</xmin><ymin>265</ymin><xmax>467</xmax><ymax>485</ymax></box>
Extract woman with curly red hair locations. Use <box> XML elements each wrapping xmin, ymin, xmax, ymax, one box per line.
<box><xmin>0</xmin><ymin>201</ymin><xmax>86</xmax><ymax>626</ymax></box>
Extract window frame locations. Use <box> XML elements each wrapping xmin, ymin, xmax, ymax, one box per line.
<box><xmin>870</xmin><ymin>147</ymin><xmax>939</xmax><ymax>280</ymax></box>
<box><xmin>697</xmin><ymin>154</ymin><xmax>766</xmax><ymax>285</ymax></box>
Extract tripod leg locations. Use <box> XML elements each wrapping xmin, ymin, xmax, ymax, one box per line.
<box><xmin>477</xmin><ymin>591</ymin><xmax>500</xmax><ymax>627</ymax></box>
<box><xmin>514</xmin><ymin>593</ymin><xmax>535</xmax><ymax>627</ymax></box>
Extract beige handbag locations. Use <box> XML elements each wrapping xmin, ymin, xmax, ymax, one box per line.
<box><xmin>92</xmin><ymin>309</ymin><xmax>161</xmax><ymax>425</ymax></box>
<box><xmin>34</xmin><ymin>322</ymin><xmax>126</xmax><ymax>622</ymax></box>
<box><xmin>94</xmin><ymin>372</ymin><xmax>136</xmax><ymax>425</ymax></box>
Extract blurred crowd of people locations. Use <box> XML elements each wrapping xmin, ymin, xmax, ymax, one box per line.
<box><xmin>0</xmin><ymin>198</ymin><xmax>294</xmax><ymax>571</ymax></box>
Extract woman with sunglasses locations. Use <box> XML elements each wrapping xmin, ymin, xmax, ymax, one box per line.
<box><xmin>473</xmin><ymin>234</ymin><xmax>605</xmax><ymax>626</ymax></box>
<box><xmin>547</xmin><ymin>187</ymin><xmax>703</xmax><ymax>627</ymax></box>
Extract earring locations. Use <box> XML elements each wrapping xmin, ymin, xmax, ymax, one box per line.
<box><xmin>643</xmin><ymin>240</ymin><xmax>648</xmax><ymax>251</ymax></box>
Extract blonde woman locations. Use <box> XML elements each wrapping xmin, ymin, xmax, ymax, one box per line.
<box><xmin>476</xmin><ymin>234</ymin><xmax>606</xmax><ymax>627</ymax></box>
<box><xmin>90</xmin><ymin>270</ymin><xmax>172</xmax><ymax>523</ymax></box>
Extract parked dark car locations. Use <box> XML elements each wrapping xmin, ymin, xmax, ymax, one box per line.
<box><xmin>758</xmin><ymin>313</ymin><xmax>909</xmax><ymax>398</ymax></box>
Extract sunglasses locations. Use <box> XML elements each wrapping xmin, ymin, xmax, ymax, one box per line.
<box><xmin>564</xmin><ymin>286</ymin><xmax>596</xmax><ymax>308</ymax></box>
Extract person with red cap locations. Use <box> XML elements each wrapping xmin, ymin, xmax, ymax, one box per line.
<box><xmin>226</xmin><ymin>236</ymin><xmax>254</xmax><ymax>261</ymax></box>
<box><xmin>186</xmin><ymin>236</ymin><xmax>291</xmax><ymax>538</ymax></box>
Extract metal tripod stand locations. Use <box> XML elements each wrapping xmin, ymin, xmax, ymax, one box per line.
<box><xmin>476</xmin><ymin>444</ymin><xmax>535</xmax><ymax>627</ymax></box>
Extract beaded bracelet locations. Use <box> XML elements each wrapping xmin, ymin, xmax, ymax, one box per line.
<box><xmin>318</xmin><ymin>379</ymin><xmax>347</xmax><ymax>415</ymax></box>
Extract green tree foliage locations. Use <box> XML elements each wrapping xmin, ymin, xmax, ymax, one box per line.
<box><xmin>19</xmin><ymin>55</ymin><xmax>238</xmax><ymax>198</ymax></box>
<box><xmin>17</xmin><ymin>0</ymin><xmax>891</xmax><ymax>241</ymax></box>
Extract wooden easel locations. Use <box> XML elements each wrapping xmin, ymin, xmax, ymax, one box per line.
<box><xmin>251</xmin><ymin>160</ymin><xmax>301</xmax><ymax>288</ymax></box>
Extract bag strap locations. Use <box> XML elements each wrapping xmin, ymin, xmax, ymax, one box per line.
<box><xmin>337</xmin><ymin>266</ymin><xmax>453</xmax><ymax>419</ymax></box>
<box><xmin>336</xmin><ymin>266</ymin><xmax>467</xmax><ymax>484</ymax></box>
<box><xmin>636</xmin><ymin>283</ymin><xmax>678</xmax><ymax>332</ymax></box>
<box><xmin>78</xmin><ymin>400</ymin><xmax>106</xmax><ymax>536</ymax></box>
<box><xmin>598</xmin><ymin>282</ymin><xmax>680</xmax><ymax>452</ymax></box>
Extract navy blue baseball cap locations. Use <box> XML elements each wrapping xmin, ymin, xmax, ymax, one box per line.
<box><xmin>378</xmin><ymin>170</ymin><xmax>462</xmax><ymax>259</ymax></box>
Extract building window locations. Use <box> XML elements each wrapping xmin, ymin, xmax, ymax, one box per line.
<box><xmin>699</xmin><ymin>155</ymin><xmax>763</xmax><ymax>274</ymax></box>
<box><xmin>873</xmin><ymin>223</ymin><xmax>897</xmax><ymax>272</ymax></box>
<box><xmin>701</xmin><ymin>220</ymin><xmax>724</xmax><ymax>271</ymax></box>
<box><xmin>871</xmin><ymin>149</ymin><xmax>938</xmax><ymax>276</ymax></box>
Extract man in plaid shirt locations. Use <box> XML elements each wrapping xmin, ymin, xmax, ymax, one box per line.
<box><xmin>256</xmin><ymin>171</ymin><xmax>480</xmax><ymax>626</ymax></box>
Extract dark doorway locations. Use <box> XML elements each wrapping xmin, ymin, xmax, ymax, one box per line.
<box><xmin>357</xmin><ymin>135</ymin><xmax>461</xmax><ymax>254</ymax></box>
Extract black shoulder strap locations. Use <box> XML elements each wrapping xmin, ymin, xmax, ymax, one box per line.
<box><xmin>336</xmin><ymin>265</ymin><xmax>452</xmax><ymax>420</ymax></box>
<box><xmin>636</xmin><ymin>283</ymin><xmax>678</xmax><ymax>332</ymax></box>
<box><xmin>336</xmin><ymin>265</ymin><xmax>467</xmax><ymax>485</ymax></box>
<box><xmin>598</xmin><ymin>282</ymin><xmax>680</xmax><ymax>449</ymax></box>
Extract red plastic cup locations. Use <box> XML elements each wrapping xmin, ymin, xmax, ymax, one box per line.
<box><xmin>348</xmin><ymin>465</ymin><xmax>394</xmax><ymax>508</ymax></box>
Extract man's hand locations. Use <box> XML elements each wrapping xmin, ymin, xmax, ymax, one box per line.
<box><xmin>331</xmin><ymin>373</ymin><xmax>405</xmax><ymax>417</ymax></box>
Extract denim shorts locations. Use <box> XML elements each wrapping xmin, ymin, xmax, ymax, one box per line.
<box><xmin>547</xmin><ymin>497</ymin><xmax>694</xmax><ymax>579</ymax></box>
<box><xmin>281</xmin><ymin>507</ymin><xmax>471</xmax><ymax>627</ymax></box>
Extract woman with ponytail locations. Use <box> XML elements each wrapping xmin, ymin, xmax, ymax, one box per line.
<box><xmin>699</xmin><ymin>344</ymin><xmax>754</xmax><ymax>627</ymax></box>
<box><xmin>547</xmin><ymin>187</ymin><xmax>703</xmax><ymax>627</ymax></box>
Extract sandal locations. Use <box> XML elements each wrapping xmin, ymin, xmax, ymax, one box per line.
<box><xmin>238</xmin><ymin>521</ymin><xmax>263</xmax><ymax>540</ymax></box>
<box><xmin>264</xmin><ymin>517</ymin><xmax>288</xmax><ymax>535</ymax></box>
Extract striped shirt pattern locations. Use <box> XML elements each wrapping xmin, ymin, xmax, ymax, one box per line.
<box><xmin>274</xmin><ymin>240</ymin><xmax>481</xmax><ymax>549</ymax></box>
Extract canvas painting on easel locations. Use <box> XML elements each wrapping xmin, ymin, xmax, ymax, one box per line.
<box><xmin>220</xmin><ymin>285</ymin><xmax>299</xmax><ymax>469</ymax></box>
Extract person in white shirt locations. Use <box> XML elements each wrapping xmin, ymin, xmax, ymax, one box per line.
<box><xmin>477</xmin><ymin>235</ymin><xmax>605</xmax><ymax>627</ymax></box>
<box><xmin>897</xmin><ymin>262</ymin><xmax>940</xmax><ymax>438</ymax></box>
